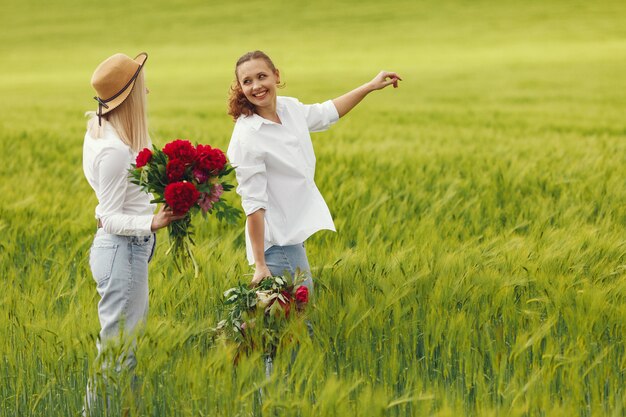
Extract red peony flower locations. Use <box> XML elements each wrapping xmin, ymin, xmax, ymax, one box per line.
<box><xmin>164</xmin><ymin>181</ymin><xmax>200</xmax><ymax>215</ymax></box>
<box><xmin>196</xmin><ymin>144</ymin><xmax>227</xmax><ymax>173</ymax></box>
<box><xmin>135</xmin><ymin>148</ymin><xmax>153</xmax><ymax>168</ymax></box>
<box><xmin>163</xmin><ymin>139</ymin><xmax>196</xmax><ymax>165</ymax></box>
<box><xmin>295</xmin><ymin>286</ymin><xmax>309</xmax><ymax>304</ymax></box>
<box><xmin>166</xmin><ymin>159</ymin><xmax>186</xmax><ymax>182</ymax></box>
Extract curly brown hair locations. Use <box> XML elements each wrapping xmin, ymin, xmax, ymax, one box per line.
<box><xmin>228</xmin><ymin>50</ymin><xmax>279</xmax><ymax>121</ymax></box>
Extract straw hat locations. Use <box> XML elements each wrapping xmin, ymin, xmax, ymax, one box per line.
<box><xmin>91</xmin><ymin>52</ymin><xmax>148</xmax><ymax>124</ymax></box>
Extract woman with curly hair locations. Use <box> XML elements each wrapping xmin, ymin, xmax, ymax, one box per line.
<box><xmin>227</xmin><ymin>50</ymin><xmax>401</xmax><ymax>293</ymax></box>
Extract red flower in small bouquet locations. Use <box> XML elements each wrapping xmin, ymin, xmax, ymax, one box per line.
<box><xmin>295</xmin><ymin>286</ymin><xmax>309</xmax><ymax>304</ymax></box>
<box><xmin>196</xmin><ymin>144</ymin><xmax>227</xmax><ymax>173</ymax></box>
<box><xmin>129</xmin><ymin>139</ymin><xmax>241</xmax><ymax>275</ymax></box>
<box><xmin>164</xmin><ymin>181</ymin><xmax>200</xmax><ymax>215</ymax></box>
<box><xmin>135</xmin><ymin>148</ymin><xmax>153</xmax><ymax>168</ymax></box>
<box><xmin>166</xmin><ymin>159</ymin><xmax>186</xmax><ymax>182</ymax></box>
<box><xmin>215</xmin><ymin>272</ymin><xmax>310</xmax><ymax>357</ymax></box>
<box><xmin>162</xmin><ymin>139</ymin><xmax>197</xmax><ymax>165</ymax></box>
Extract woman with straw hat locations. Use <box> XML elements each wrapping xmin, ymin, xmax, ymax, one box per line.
<box><xmin>83</xmin><ymin>52</ymin><xmax>183</xmax><ymax>412</ymax></box>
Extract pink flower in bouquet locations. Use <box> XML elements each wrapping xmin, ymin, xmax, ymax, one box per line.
<box><xmin>196</xmin><ymin>144</ymin><xmax>227</xmax><ymax>173</ymax></box>
<box><xmin>166</xmin><ymin>159</ymin><xmax>186</xmax><ymax>182</ymax></box>
<box><xmin>210</xmin><ymin>183</ymin><xmax>224</xmax><ymax>201</ymax></box>
<box><xmin>295</xmin><ymin>286</ymin><xmax>309</xmax><ymax>304</ymax></box>
<box><xmin>198</xmin><ymin>184</ymin><xmax>224</xmax><ymax>213</ymax></box>
<box><xmin>163</xmin><ymin>139</ymin><xmax>196</xmax><ymax>165</ymax></box>
<box><xmin>198</xmin><ymin>193</ymin><xmax>213</xmax><ymax>213</ymax></box>
<box><xmin>135</xmin><ymin>148</ymin><xmax>152</xmax><ymax>168</ymax></box>
<box><xmin>164</xmin><ymin>181</ymin><xmax>200</xmax><ymax>215</ymax></box>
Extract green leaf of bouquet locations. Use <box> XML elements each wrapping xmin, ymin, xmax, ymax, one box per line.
<box><xmin>196</xmin><ymin>183</ymin><xmax>213</xmax><ymax>193</ymax></box>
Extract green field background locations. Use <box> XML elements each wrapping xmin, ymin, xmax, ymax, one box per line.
<box><xmin>1</xmin><ymin>0</ymin><xmax>626</xmax><ymax>415</ymax></box>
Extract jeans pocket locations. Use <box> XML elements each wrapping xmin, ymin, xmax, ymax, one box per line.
<box><xmin>132</xmin><ymin>235</ymin><xmax>153</xmax><ymax>247</ymax></box>
<box><xmin>89</xmin><ymin>243</ymin><xmax>119</xmax><ymax>294</ymax></box>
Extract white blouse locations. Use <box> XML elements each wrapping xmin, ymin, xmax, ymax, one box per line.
<box><xmin>227</xmin><ymin>96</ymin><xmax>339</xmax><ymax>264</ymax></box>
<box><xmin>83</xmin><ymin>123</ymin><xmax>155</xmax><ymax>236</ymax></box>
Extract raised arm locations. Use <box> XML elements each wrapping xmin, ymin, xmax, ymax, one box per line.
<box><xmin>331</xmin><ymin>71</ymin><xmax>402</xmax><ymax>118</ymax></box>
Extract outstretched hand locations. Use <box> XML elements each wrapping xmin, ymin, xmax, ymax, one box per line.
<box><xmin>332</xmin><ymin>70</ymin><xmax>402</xmax><ymax>118</ymax></box>
<box><xmin>368</xmin><ymin>71</ymin><xmax>402</xmax><ymax>91</ymax></box>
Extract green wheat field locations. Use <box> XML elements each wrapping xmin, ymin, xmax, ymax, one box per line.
<box><xmin>1</xmin><ymin>0</ymin><xmax>626</xmax><ymax>415</ymax></box>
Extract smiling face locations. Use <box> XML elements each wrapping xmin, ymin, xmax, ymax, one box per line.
<box><xmin>236</xmin><ymin>58</ymin><xmax>280</xmax><ymax>113</ymax></box>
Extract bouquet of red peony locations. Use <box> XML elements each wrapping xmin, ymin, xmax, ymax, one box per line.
<box><xmin>215</xmin><ymin>272</ymin><xmax>310</xmax><ymax>358</ymax></box>
<box><xmin>129</xmin><ymin>139</ymin><xmax>240</xmax><ymax>275</ymax></box>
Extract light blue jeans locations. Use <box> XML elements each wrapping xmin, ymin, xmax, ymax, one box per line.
<box><xmin>85</xmin><ymin>229</ymin><xmax>155</xmax><ymax>412</ymax></box>
<box><xmin>264</xmin><ymin>243</ymin><xmax>314</xmax><ymax>295</ymax></box>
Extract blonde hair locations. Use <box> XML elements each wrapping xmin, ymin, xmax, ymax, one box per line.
<box><xmin>86</xmin><ymin>71</ymin><xmax>150</xmax><ymax>152</ymax></box>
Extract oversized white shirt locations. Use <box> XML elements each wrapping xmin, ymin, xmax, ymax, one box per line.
<box><xmin>83</xmin><ymin>122</ymin><xmax>155</xmax><ymax>236</ymax></box>
<box><xmin>227</xmin><ymin>96</ymin><xmax>339</xmax><ymax>264</ymax></box>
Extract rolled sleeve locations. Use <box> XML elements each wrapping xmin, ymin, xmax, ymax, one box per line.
<box><xmin>302</xmin><ymin>99</ymin><xmax>340</xmax><ymax>132</ymax></box>
<box><xmin>96</xmin><ymin>147</ymin><xmax>153</xmax><ymax>235</ymax></box>
<box><xmin>227</xmin><ymin>132</ymin><xmax>268</xmax><ymax>216</ymax></box>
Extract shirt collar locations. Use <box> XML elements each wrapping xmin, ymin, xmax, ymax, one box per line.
<box><xmin>240</xmin><ymin>98</ymin><xmax>285</xmax><ymax>131</ymax></box>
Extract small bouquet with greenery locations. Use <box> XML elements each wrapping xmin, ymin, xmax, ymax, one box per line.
<box><xmin>215</xmin><ymin>272</ymin><xmax>310</xmax><ymax>359</ymax></box>
<box><xmin>129</xmin><ymin>139</ymin><xmax>241</xmax><ymax>275</ymax></box>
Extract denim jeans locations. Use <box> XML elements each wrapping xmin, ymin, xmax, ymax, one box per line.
<box><xmin>264</xmin><ymin>243</ymin><xmax>314</xmax><ymax>294</ymax></box>
<box><xmin>85</xmin><ymin>229</ymin><xmax>155</xmax><ymax>413</ymax></box>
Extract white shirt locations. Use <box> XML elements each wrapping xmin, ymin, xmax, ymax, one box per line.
<box><xmin>227</xmin><ymin>96</ymin><xmax>339</xmax><ymax>264</ymax></box>
<box><xmin>83</xmin><ymin>122</ymin><xmax>155</xmax><ymax>236</ymax></box>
